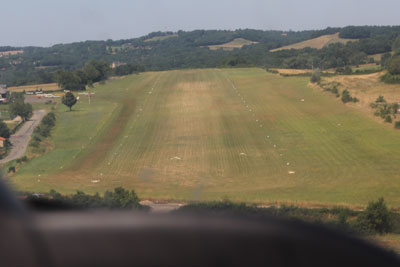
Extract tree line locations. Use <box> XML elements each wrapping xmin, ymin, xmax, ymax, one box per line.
<box><xmin>1</xmin><ymin>26</ymin><xmax>400</xmax><ymax>86</ymax></box>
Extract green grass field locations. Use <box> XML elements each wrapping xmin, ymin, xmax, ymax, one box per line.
<box><xmin>8</xmin><ymin>68</ymin><xmax>400</xmax><ymax>206</ymax></box>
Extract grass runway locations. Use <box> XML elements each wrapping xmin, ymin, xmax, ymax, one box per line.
<box><xmin>9</xmin><ymin>68</ymin><xmax>400</xmax><ymax>206</ymax></box>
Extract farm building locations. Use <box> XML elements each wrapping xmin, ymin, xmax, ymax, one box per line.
<box><xmin>0</xmin><ymin>137</ymin><xmax>6</xmax><ymax>147</ymax></box>
<box><xmin>0</xmin><ymin>85</ymin><xmax>10</xmax><ymax>103</ymax></box>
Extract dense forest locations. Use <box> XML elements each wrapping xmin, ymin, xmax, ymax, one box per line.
<box><xmin>1</xmin><ymin>26</ymin><xmax>400</xmax><ymax>86</ymax></box>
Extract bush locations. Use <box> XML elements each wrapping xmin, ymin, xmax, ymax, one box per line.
<box><xmin>42</xmin><ymin>113</ymin><xmax>56</xmax><ymax>127</ymax></box>
<box><xmin>376</xmin><ymin>95</ymin><xmax>386</xmax><ymax>103</ymax></box>
<box><xmin>395</xmin><ymin>121</ymin><xmax>400</xmax><ymax>129</ymax></box>
<box><xmin>16</xmin><ymin>156</ymin><xmax>28</xmax><ymax>163</ymax></box>
<box><xmin>8</xmin><ymin>166</ymin><xmax>15</xmax><ymax>173</ymax></box>
<box><xmin>357</xmin><ymin>198</ymin><xmax>392</xmax><ymax>234</ymax></box>
<box><xmin>381</xmin><ymin>72</ymin><xmax>400</xmax><ymax>84</ymax></box>
<box><xmin>37</xmin><ymin>187</ymin><xmax>147</xmax><ymax>210</ymax></box>
<box><xmin>341</xmin><ymin>90</ymin><xmax>353</xmax><ymax>103</ymax></box>
<box><xmin>29</xmin><ymin>140</ymin><xmax>40</xmax><ymax>148</ymax></box>
<box><xmin>385</xmin><ymin>115</ymin><xmax>392</xmax><ymax>123</ymax></box>
<box><xmin>103</xmin><ymin>187</ymin><xmax>141</xmax><ymax>209</ymax></box>
<box><xmin>310</xmin><ymin>70</ymin><xmax>321</xmax><ymax>83</ymax></box>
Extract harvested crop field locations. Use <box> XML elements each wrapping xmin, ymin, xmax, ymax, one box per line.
<box><xmin>271</xmin><ymin>33</ymin><xmax>356</xmax><ymax>52</ymax></box>
<box><xmin>9</xmin><ymin>68</ymin><xmax>400</xmax><ymax>207</ymax></box>
<box><xmin>206</xmin><ymin>38</ymin><xmax>258</xmax><ymax>50</ymax></box>
<box><xmin>8</xmin><ymin>83</ymin><xmax>60</xmax><ymax>92</ymax></box>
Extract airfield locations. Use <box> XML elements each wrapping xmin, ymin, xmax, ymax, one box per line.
<box><xmin>9</xmin><ymin>68</ymin><xmax>400</xmax><ymax>206</ymax></box>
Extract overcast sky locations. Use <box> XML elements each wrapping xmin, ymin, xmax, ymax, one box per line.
<box><xmin>1</xmin><ymin>0</ymin><xmax>400</xmax><ymax>47</ymax></box>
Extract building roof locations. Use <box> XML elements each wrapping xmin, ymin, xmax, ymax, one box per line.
<box><xmin>0</xmin><ymin>88</ymin><xmax>8</xmax><ymax>94</ymax></box>
<box><xmin>0</xmin><ymin>137</ymin><xmax>6</xmax><ymax>141</ymax></box>
<box><xmin>0</xmin><ymin>84</ymin><xmax>6</xmax><ymax>89</ymax></box>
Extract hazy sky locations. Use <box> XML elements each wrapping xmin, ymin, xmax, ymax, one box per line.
<box><xmin>1</xmin><ymin>0</ymin><xmax>400</xmax><ymax>47</ymax></box>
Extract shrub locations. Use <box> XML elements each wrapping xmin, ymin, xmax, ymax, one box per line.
<box><xmin>17</xmin><ymin>156</ymin><xmax>28</xmax><ymax>163</ymax></box>
<box><xmin>341</xmin><ymin>90</ymin><xmax>353</xmax><ymax>103</ymax></box>
<box><xmin>310</xmin><ymin>70</ymin><xmax>321</xmax><ymax>83</ymax></box>
<box><xmin>395</xmin><ymin>121</ymin><xmax>400</xmax><ymax>129</ymax></box>
<box><xmin>8</xmin><ymin>166</ymin><xmax>15</xmax><ymax>173</ymax></box>
<box><xmin>38</xmin><ymin>187</ymin><xmax>146</xmax><ymax>210</ymax></box>
<box><xmin>381</xmin><ymin>72</ymin><xmax>400</xmax><ymax>84</ymax></box>
<box><xmin>29</xmin><ymin>140</ymin><xmax>40</xmax><ymax>148</ymax></box>
<box><xmin>385</xmin><ymin>115</ymin><xmax>392</xmax><ymax>123</ymax></box>
<box><xmin>42</xmin><ymin>113</ymin><xmax>56</xmax><ymax>127</ymax></box>
<box><xmin>376</xmin><ymin>95</ymin><xmax>386</xmax><ymax>103</ymax></box>
<box><xmin>103</xmin><ymin>187</ymin><xmax>141</xmax><ymax>209</ymax></box>
<box><xmin>357</xmin><ymin>198</ymin><xmax>392</xmax><ymax>234</ymax></box>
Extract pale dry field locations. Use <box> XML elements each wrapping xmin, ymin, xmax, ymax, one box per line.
<box><xmin>270</xmin><ymin>69</ymin><xmax>313</xmax><ymax>75</ymax></box>
<box><xmin>8</xmin><ymin>83</ymin><xmax>60</xmax><ymax>92</ymax></box>
<box><xmin>319</xmin><ymin>72</ymin><xmax>400</xmax><ymax>117</ymax></box>
<box><xmin>271</xmin><ymin>33</ymin><xmax>356</xmax><ymax>52</ymax></box>
<box><xmin>207</xmin><ymin>38</ymin><xmax>258</xmax><ymax>51</ymax></box>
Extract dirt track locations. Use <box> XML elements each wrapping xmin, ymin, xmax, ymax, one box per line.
<box><xmin>0</xmin><ymin>110</ymin><xmax>46</xmax><ymax>164</ymax></box>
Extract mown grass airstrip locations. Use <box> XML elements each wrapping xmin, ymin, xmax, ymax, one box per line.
<box><xmin>8</xmin><ymin>68</ymin><xmax>400</xmax><ymax>207</ymax></box>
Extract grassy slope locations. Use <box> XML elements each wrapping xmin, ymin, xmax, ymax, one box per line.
<box><xmin>144</xmin><ymin>34</ymin><xmax>178</xmax><ymax>42</ymax></box>
<box><xmin>270</xmin><ymin>33</ymin><xmax>356</xmax><ymax>52</ymax></box>
<box><xmin>207</xmin><ymin>38</ymin><xmax>258</xmax><ymax>51</ymax></box>
<box><xmin>9</xmin><ymin>69</ymin><xmax>400</xmax><ymax>207</ymax></box>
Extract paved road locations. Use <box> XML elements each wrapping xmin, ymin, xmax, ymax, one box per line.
<box><xmin>0</xmin><ymin>110</ymin><xmax>47</xmax><ymax>164</ymax></box>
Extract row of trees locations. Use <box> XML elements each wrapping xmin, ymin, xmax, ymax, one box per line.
<box><xmin>2</xmin><ymin>26</ymin><xmax>400</xmax><ymax>86</ymax></box>
<box><xmin>25</xmin><ymin>187</ymin><xmax>147</xmax><ymax>210</ymax></box>
<box><xmin>381</xmin><ymin>36</ymin><xmax>400</xmax><ymax>83</ymax></box>
<box><xmin>30</xmin><ymin>112</ymin><xmax>56</xmax><ymax>150</ymax></box>
<box><xmin>175</xmin><ymin>198</ymin><xmax>394</xmax><ymax>235</ymax></box>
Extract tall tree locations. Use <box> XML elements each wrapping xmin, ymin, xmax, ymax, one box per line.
<box><xmin>392</xmin><ymin>36</ymin><xmax>400</xmax><ymax>55</ymax></box>
<box><xmin>0</xmin><ymin>120</ymin><xmax>10</xmax><ymax>139</ymax></box>
<box><xmin>388</xmin><ymin>56</ymin><xmax>400</xmax><ymax>75</ymax></box>
<box><xmin>62</xmin><ymin>92</ymin><xmax>78</xmax><ymax>111</ymax></box>
<box><xmin>56</xmin><ymin>70</ymin><xmax>86</xmax><ymax>91</ymax></box>
<box><xmin>10</xmin><ymin>102</ymin><xmax>33</xmax><ymax>122</ymax></box>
